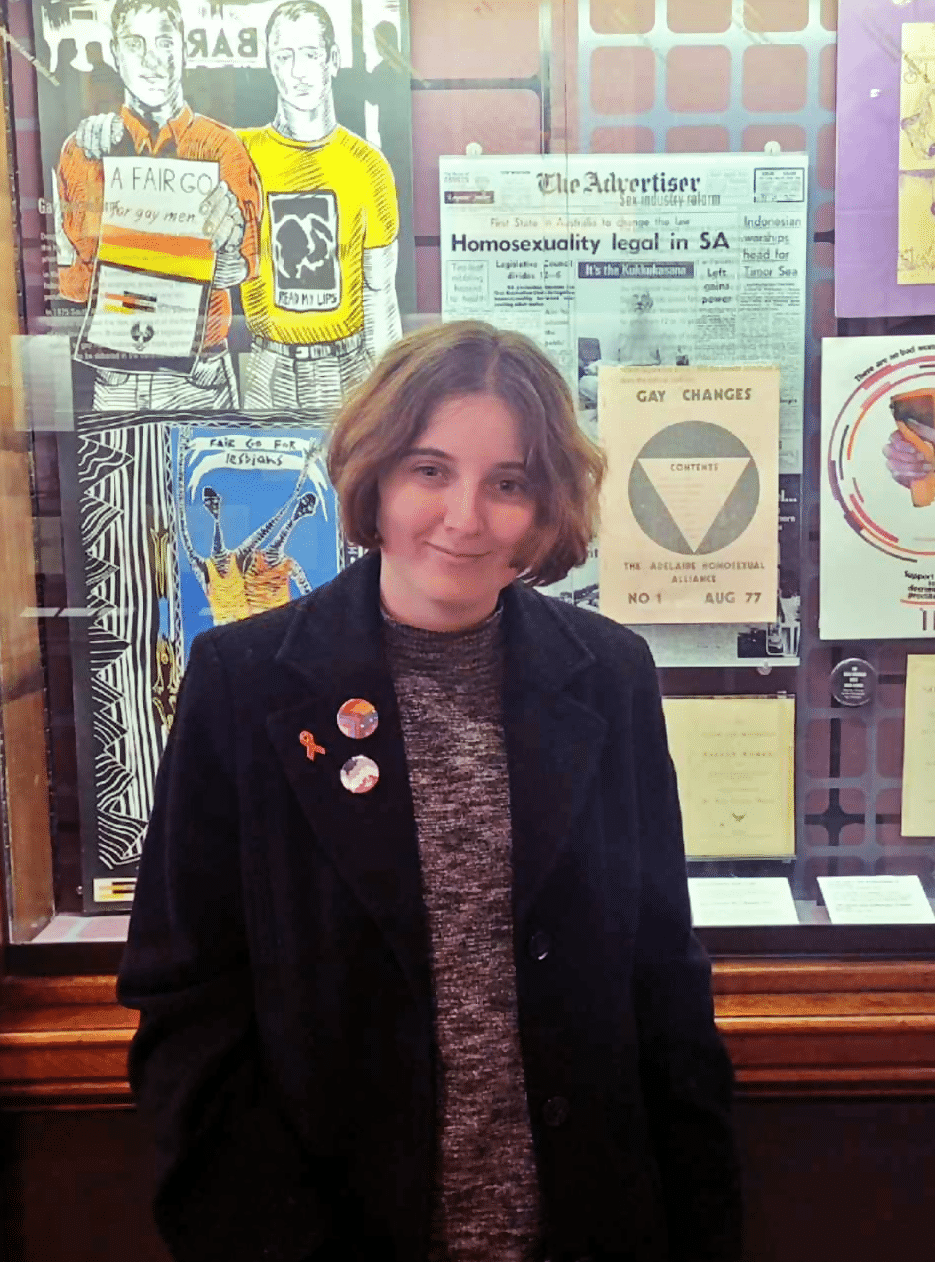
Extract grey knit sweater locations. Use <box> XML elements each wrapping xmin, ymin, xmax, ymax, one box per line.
<box><xmin>383</xmin><ymin>608</ymin><xmax>543</xmax><ymax>1262</ymax></box>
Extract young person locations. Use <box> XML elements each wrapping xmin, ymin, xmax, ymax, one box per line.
<box><xmin>119</xmin><ymin>320</ymin><xmax>741</xmax><ymax>1262</ymax></box>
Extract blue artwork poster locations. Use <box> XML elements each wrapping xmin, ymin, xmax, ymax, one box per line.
<box><xmin>172</xmin><ymin>424</ymin><xmax>339</xmax><ymax>656</ymax></box>
<box><xmin>67</xmin><ymin>411</ymin><xmax>347</xmax><ymax>911</ymax></box>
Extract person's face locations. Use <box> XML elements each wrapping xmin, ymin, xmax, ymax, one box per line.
<box><xmin>112</xmin><ymin>8</ymin><xmax>183</xmax><ymax>110</ymax></box>
<box><xmin>376</xmin><ymin>393</ymin><xmax>538</xmax><ymax>632</ymax></box>
<box><xmin>267</xmin><ymin>15</ymin><xmax>338</xmax><ymax>112</ymax></box>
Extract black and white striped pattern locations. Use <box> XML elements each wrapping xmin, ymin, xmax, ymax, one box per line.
<box><xmin>78</xmin><ymin>422</ymin><xmax>175</xmax><ymax>871</ymax></box>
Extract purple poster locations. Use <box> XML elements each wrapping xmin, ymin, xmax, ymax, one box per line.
<box><xmin>836</xmin><ymin>1</ymin><xmax>935</xmax><ymax>317</ymax></box>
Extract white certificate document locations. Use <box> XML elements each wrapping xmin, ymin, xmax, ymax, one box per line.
<box><xmin>818</xmin><ymin>875</ymin><xmax>935</xmax><ymax>924</ymax></box>
<box><xmin>901</xmin><ymin>654</ymin><xmax>935</xmax><ymax>837</ymax></box>
<box><xmin>688</xmin><ymin>877</ymin><xmax>799</xmax><ymax>926</ymax></box>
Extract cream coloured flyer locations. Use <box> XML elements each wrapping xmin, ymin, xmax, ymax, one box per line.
<box><xmin>663</xmin><ymin>696</ymin><xmax>795</xmax><ymax>859</ymax></box>
<box><xmin>599</xmin><ymin>365</ymin><xmax>780</xmax><ymax>625</ymax></box>
<box><xmin>901</xmin><ymin>654</ymin><xmax>935</xmax><ymax>837</ymax></box>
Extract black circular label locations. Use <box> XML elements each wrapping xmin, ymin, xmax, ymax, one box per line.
<box><xmin>829</xmin><ymin>658</ymin><xmax>877</xmax><ymax>707</ymax></box>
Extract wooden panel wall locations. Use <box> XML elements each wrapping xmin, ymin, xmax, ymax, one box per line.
<box><xmin>3</xmin><ymin>1098</ymin><xmax>935</xmax><ymax>1262</ymax></box>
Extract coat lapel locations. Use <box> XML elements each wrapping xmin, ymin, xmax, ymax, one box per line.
<box><xmin>265</xmin><ymin>552</ymin><xmax>433</xmax><ymax>1005</ymax></box>
<box><xmin>264</xmin><ymin>552</ymin><xmax>609</xmax><ymax>996</ymax></box>
<box><xmin>501</xmin><ymin>584</ymin><xmax>609</xmax><ymax>924</ymax></box>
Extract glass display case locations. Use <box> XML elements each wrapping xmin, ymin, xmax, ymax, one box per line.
<box><xmin>4</xmin><ymin>0</ymin><xmax>935</xmax><ymax>1108</ymax></box>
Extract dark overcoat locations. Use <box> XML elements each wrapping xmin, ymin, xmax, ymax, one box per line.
<box><xmin>118</xmin><ymin>551</ymin><xmax>741</xmax><ymax>1262</ymax></box>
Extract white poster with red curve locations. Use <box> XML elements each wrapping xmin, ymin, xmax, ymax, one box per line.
<box><xmin>822</xmin><ymin>335</ymin><xmax>935</xmax><ymax>640</ymax></box>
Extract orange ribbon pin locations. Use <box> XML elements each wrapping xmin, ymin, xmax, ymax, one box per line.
<box><xmin>299</xmin><ymin>731</ymin><xmax>326</xmax><ymax>761</ymax></box>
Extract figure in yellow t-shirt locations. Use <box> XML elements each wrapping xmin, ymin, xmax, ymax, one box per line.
<box><xmin>240</xmin><ymin>1</ymin><xmax>401</xmax><ymax>413</ymax></box>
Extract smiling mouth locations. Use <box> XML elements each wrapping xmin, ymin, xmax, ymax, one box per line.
<box><xmin>428</xmin><ymin>544</ymin><xmax>488</xmax><ymax>560</ymax></box>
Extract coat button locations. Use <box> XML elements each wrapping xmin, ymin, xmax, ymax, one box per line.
<box><xmin>542</xmin><ymin>1095</ymin><xmax>570</xmax><ymax>1127</ymax></box>
<box><xmin>528</xmin><ymin>930</ymin><xmax>551</xmax><ymax>961</ymax></box>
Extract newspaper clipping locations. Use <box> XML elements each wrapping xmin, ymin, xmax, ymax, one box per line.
<box><xmin>440</xmin><ymin>152</ymin><xmax>808</xmax><ymax>667</ymax></box>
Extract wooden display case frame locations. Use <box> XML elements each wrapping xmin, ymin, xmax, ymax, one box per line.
<box><xmin>4</xmin><ymin>963</ymin><xmax>935</xmax><ymax>1110</ymax></box>
<box><xmin>1</xmin><ymin>67</ymin><xmax>934</xmax><ymax>1117</ymax></box>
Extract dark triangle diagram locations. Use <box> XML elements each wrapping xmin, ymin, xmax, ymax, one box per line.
<box><xmin>627</xmin><ymin>421</ymin><xmax>760</xmax><ymax>556</ymax></box>
<box><xmin>638</xmin><ymin>457</ymin><xmax>750</xmax><ymax>551</ymax></box>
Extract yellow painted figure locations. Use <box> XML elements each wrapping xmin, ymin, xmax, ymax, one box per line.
<box><xmin>239</xmin><ymin>126</ymin><xmax>397</xmax><ymax>343</ymax></box>
<box><xmin>241</xmin><ymin>0</ymin><xmax>401</xmax><ymax>412</ymax></box>
<box><xmin>205</xmin><ymin>555</ymin><xmax>250</xmax><ymax>625</ymax></box>
<box><xmin>176</xmin><ymin>428</ymin><xmax>324</xmax><ymax>626</ymax></box>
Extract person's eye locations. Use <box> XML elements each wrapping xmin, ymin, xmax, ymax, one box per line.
<box><xmin>496</xmin><ymin>478</ymin><xmax>528</xmax><ymax>496</ymax></box>
<box><xmin>413</xmin><ymin>463</ymin><xmax>443</xmax><ymax>479</ymax></box>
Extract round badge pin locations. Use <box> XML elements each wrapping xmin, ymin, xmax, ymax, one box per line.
<box><xmin>829</xmin><ymin>658</ymin><xmax>877</xmax><ymax>708</ymax></box>
<box><xmin>340</xmin><ymin>754</ymin><xmax>380</xmax><ymax>795</ymax></box>
<box><xmin>337</xmin><ymin>698</ymin><xmax>379</xmax><ymax>740</ymax></box>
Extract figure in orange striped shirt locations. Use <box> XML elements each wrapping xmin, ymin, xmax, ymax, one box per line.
<box><xmin>57</xmin><ymin>0</ymin><xmax>262</xmax><ymax>412</ymax></box>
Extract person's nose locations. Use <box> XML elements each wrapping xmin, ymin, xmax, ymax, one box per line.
<box><xmin>443</xmin><ymin>479</ymin><xmax>483</xmax><ymax>534</ymax></box>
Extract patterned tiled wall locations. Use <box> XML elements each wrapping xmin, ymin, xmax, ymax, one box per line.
<box><xmin>410</xmin><ymin>0</ymin><xmax>935</xmax><ymax>920</ymax></box>
<box><xmin>580</xmin><ymin>5</ymin><xmax>836</xmax><ymax>906</ymax></box>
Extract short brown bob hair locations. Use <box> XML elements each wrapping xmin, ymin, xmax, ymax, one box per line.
<box><xmin>327</xmin><ymin>320</ymin><xmax>605</xmax><ymax>587</ymax></box>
